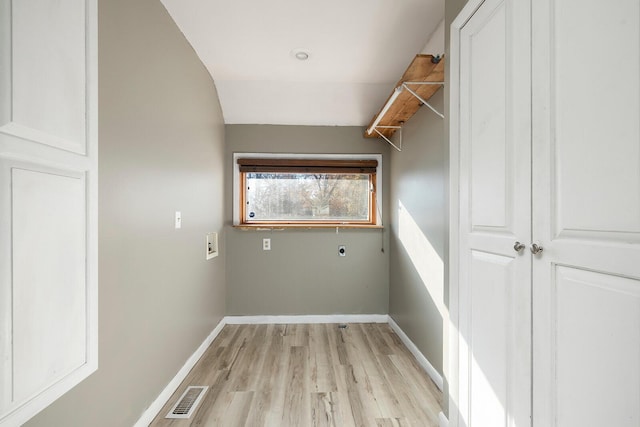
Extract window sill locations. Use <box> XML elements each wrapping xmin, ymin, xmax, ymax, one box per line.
<box><xmin>233</xmin><ymin>224</ymin><xmax>384</xmax><ymax>230</ymax></box>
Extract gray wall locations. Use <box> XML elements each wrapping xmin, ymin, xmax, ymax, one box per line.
<box><xmin>25</xmin><ymin>0</ymin><xmax>226</xmax><ymax>426</ymax></box>
<box><xmin>388</xmin><ymin>89</ymin><xmax>446</xmax><ymax>374</ymax></box>
<box><xmin>225</xmin><ymin>125</ymin><xmax>390</xmax><ymax>315</ymax></box>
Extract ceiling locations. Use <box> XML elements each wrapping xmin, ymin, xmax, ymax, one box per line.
<box><xmin>160</xmin><ymin>0</ymin><xmax>444</xmax><ymax>126</ymax></box>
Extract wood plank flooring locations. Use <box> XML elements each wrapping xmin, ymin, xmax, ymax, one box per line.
<box><xmin>150</xmin><ymin>323</ymin><xmax>442</xmax><ymax>427</ymax></box>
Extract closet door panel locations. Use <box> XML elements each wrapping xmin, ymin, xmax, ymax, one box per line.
<box><xmin>467</xmin><ymin>1</ymin><xmax>508</xmax><ymax>230</ymax></box>
<box><xmin>468</xmin><ymin>251</ymin><xmax>515</xmax><ymax>426</ymax></box>
<box><xmin>533</xmin><ymin>1</ymin><xmax>640</xmax><ymax>426</ymax></box>
<box><xmin>457</xmin><ymin>0</ymin><xmax>531</xmax><ymax>425</ymax></box>
<box><xmin>552</xmin><ymin>0</ymin><xmax>640</xmax><ymax>238</ymax></box>
<box><xmin>553</xmin><ymin>267</ymin><xmax>640</xmax><ymax>427</ymax></box>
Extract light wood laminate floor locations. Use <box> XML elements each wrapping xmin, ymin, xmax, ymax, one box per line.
<box><xmin>150</xmin><ymin>323</ymin><xmax>442</xmax><ymax>426</ymax></box>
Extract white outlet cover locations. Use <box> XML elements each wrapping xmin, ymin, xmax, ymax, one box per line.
<box><xmin>263</xmin><ymin>238</ymin><xmax>271</xmax><ymax>251</ymax></box>
<box><xmin>175</xmin><ymin>211</ymin><xmax>182</xmax><ymax>229</ymax></box>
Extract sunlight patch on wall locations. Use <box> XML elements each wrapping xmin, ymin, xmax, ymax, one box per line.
<box><xmin>397</xmin><ymin>200</ymin><xmax>445</xmax><ymax>317</ymax></box>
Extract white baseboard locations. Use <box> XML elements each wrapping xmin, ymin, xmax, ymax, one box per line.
<box><xmin>133</xmin><ymin>318</ymin><xmax>226</xmax><ymax>427</ymax></box>
<box><xmin>387</xmin><ymin>316</ymin><xmax>444</xmax><ymax>391</ymax></box>
<box><xmin>224</xmin><ymin>314</ymin><xmax>389</xmax><ymax>324</ymax></box>
<box><xmin>439</xmin><ymin>411</ymin><xmax>449</xmax><ymax>427</ymax></box>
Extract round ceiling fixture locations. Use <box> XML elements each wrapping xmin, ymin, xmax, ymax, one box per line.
<box><xmin>291</xmin><ymin>48</ymin><xmax>310</xmax><ymax>61</ymax></box>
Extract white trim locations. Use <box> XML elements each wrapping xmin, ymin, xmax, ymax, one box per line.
<box><xmin>439</xmin><ymin>411</ymin><xmax>449</xmax><ymax>427</ymax></box>
<box><xmin>224</xmin><ymin>314</ymin><xmax>389</xmax><ymax>325</ymax></box>
<box><xmin>133</xmin><ymin>319</ymin><xmax>226</xmax><ymax>427</ymax></box>
<box><xmin>387</xmin><ymin>316</ymin><xmax>444</xmax><ymax>391</ymax></box>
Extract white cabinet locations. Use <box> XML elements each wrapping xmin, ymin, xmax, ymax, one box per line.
<box><xmin>450</xmin><ymin>0</ymin><xmax>640</xmax><ymax>426</ymax></box>
<box><xmin>0</xmin><ymin>1</ymin><xmax>98</xmax><ymax>425</ymax></box>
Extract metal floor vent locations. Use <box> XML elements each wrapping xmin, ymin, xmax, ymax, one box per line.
<box><xmin>165</xmin><ymin>386</ymin><xmax>208</xmax><ymax>419</ymax></box>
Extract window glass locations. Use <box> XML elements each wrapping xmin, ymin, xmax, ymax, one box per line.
<box><xmin>244</xmin><ymin>172</ymin><xmax>372</xmax><ymax>223</ymax></box>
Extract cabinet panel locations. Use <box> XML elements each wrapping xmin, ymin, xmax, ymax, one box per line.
<box><xmin>0</xmin><ymin>0</ymin><xmax>87</xmax><ymax>154</ymax></box>
<box><xmin>11</xmin><ymin>167</ymin><xmax>87</xmax><ymax>404</ymax></box>
<box><xmin>0</xmin><ymin>0</ymin><xmax>97</xmax><ymax>424</ymax></box>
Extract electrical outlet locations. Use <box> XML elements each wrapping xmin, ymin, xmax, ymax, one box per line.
<box><xmin>263</xmin><ymin>238</ymin><xmax>271</xmax><ymax>251</ymax></box>
<box><xmin>175</xmin><ymin>211</ymin><xmax>181</xmax><ymax>229</ymax></box>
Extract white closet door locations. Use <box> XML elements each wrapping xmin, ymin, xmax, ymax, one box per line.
<box><xmin>532</xmin><ymin>0</ymin><xmax>640</xmax><ymax>426</ymax></box>
<box><xmin>0</xmin><ymin>0</ymin><xmax>98</xmax><ymax>425</ymax></box>
<box><xmin>457</xmin><ymin>0</ymin><xmax>531</xmax><ymax>425</ymax></box>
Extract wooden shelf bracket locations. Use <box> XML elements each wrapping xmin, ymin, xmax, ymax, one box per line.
<box><xmin>364</xmin><ymin>54</ymin><xmax>445</xmax><ymax>152</ymax></box>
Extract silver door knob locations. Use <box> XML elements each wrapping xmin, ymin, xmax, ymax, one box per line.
<box><xmin>514</xmin><ymin>241</ymin><xmax>525</xmax><ymax>252</ymax></box>
<box><xmin>530</xmin><ymin>243</ymin><xmax>543</xmax><ymax>254</ymax></box>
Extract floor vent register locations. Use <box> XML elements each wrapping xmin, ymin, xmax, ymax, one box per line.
<box><xmin>165</xmin><ymin>386</ymin><xmax>208</xmax><ymax>419</ymax></box>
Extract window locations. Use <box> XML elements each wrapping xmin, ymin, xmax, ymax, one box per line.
<box><xmin>235</xmin><ymin>156</ymin><xmax>381</xmax><ymax>227</ymax></box>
